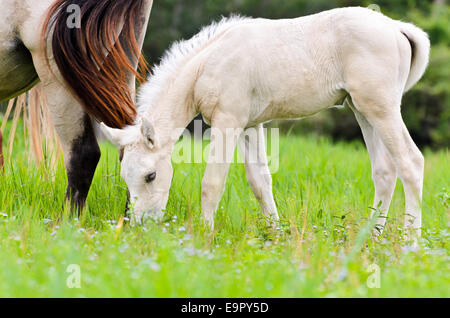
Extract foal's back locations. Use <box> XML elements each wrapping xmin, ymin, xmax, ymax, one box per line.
<box><xmin>195</xmin><ymin>7</ymin><xmax>403</xmax><ymax>127</ymax></box>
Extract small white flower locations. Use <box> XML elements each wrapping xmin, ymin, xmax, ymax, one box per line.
<box><xmin>119</xmin><ymin>244</ymin><xmax>129</xmax><ymax>253</ymax></box>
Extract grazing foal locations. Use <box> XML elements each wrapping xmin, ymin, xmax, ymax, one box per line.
<box><xmin>102</xmin><ymin>8</ymin><xmax>430</xmax><ymax>242</ymax></box>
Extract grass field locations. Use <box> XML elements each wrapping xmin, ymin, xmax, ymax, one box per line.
<box><xmin>0</xmin><ymin>123</ymin><xmax>448</xmax><ymax>297</ymax></box>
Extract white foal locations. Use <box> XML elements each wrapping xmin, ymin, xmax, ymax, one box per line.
<box><xmin>102</xmin><ymin>7</ymin><xmax>430</xmax><ymax>241</ymax></box>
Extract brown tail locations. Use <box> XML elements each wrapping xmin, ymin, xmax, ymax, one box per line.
<box><xmin>42</xmin><ymin>0</ymin><xmax>149</xmax><ymax>129</ymax></box>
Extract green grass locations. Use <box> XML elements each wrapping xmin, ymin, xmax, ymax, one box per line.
<box><xmin>0</xmin><ymin>128</ymin><xmax>449</xmax><ymax>297</ymax></box>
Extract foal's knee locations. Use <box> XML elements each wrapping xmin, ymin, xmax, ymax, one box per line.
<box><xmin>372</xmin><ymin>166</ymin><xmax>396</xmax><ymax>193</ymax></box>
<box><xmin>413</xmin><ymin>151</ymin><xmax>425</xmax><ymax>172</ymax></box>
<box><xmin>201</xmin><ymin>178</ymin><xmax>225</xmax><ymax>201</ymax></box>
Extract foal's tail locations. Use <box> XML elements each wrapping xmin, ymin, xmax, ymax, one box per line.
<box><xmin>42</xmin><ymin>0</ymin><xmax>150</xmax><ymax>129</ymax></box>
<box><xmin>396</xmin><ymin>21</ymin><xmax>431</xmax><ymax>92</ymax></box>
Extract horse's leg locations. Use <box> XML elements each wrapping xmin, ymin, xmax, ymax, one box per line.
<box><xmin>54</xmin><ymin>105</ymin><xmax>100</xmax><ymax>212</ymax></box>
<box><xmin>238</xmin><ymin>124</ymin><xmax>279</xmax><ymax>227</ymax></box>
<box><xmin>31</xmin><ymin>55</ymin><xmax>100</xmax><ymax>213</ymax></box>
<box><xmin>63</xmin><ymin>115</ymin><xmax>101</xmax><ymax>212</ymax></box>
<box><xmin>349</xmin><ymin>93</ymin><xmax>424</xmax><ymax>243</ymax></box>
<box><xmin>56</xmin><ymin>107</ymin><xmax>100</xmax><ymax>213</ymax></box>
<box><xmin>201</xmin><ymin>115</ymin><xmax>242</xmax><ymax>230</ymax></box>
<box><xmin>347</xmin><ymin>99</ymin><xmax>397</xmax><ymax>235</ymax></box>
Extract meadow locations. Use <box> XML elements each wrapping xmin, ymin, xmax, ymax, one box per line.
<box><xmin>0</xmin><ymin>122</ymin><xmax>448</xmax><ymax>297</ymax></box>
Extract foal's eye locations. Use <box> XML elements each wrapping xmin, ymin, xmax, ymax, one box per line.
<box><xmin>145</xmin><ymin>172</ymin><xmax>156</xmax><ymax>183</ymax></box>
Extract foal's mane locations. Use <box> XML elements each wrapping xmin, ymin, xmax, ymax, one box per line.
<box><xmin>42</xmin><ymin>0</ymin><xmax>149</xmax><ymax>129</ymax></box>
<box><xmin>138</xmin><ymin>15</ymin><xmax>250</xmax><ymax>115</ymax></box>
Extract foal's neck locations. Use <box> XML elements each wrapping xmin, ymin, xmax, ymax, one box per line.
<box><xmin>143</xmin><ymin>72</ymin><xmax>198</xmax><ymax>146</ymax></box>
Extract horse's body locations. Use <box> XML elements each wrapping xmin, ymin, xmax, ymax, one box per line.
<box><xmin>0</xmin><ymin>0</ymin><xmax>41</xmax><ymax>101</ymax></box>
<box><xmin>102</xmin><ymin>7</ymin><xmax>430</xmax><ymax>242</ymax></box>
<box><xmin>1</xmin><ymin>0</ymin><xmax>153</xmax><ymax>209</ymax></box>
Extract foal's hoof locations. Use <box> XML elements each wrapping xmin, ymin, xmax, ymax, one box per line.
<box><xmin>401</xmin><ymin>233</ymin><xmax>420</xmax><ymax>249</ymax></box>
<box><xmin>400</xmin><ymin>227</ymin><xmax>421</xmax><ymax>248</ymax></box>
<box><xmin>201</xmin><ymin>217</ymin><xmax>215</xmax><ymax>232</ymax></box>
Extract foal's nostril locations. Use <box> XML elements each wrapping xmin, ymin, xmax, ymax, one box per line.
<box><xmin>145</xmin><ymin>172</ymin><xmax>157</xmax><ymax>183</ymax></box>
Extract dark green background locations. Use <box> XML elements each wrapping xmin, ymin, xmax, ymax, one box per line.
<box><xmin>1</xmin><ymin>0</ymin><xmax>448</xmax><ymax>149</ymax></box>
<box><xmin>142</xmin><ymin>0</ymin><xmax>449</xmax><ymax>149</ymax></box>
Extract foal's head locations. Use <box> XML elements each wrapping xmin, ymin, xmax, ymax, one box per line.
<box><xmin>101</xmin><ymin>118</ymin><xmax>173</xmax><ymax>224</ymax></box>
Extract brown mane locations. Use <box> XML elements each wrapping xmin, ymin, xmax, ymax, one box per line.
<box><xmin>42</xmin><ymin>0</ymin><xmax>149</xmax><ymax>129</ymax></box>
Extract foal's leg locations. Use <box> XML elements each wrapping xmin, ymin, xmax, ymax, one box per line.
<box><xmin>31</xmin><ymin>54</ymin><xmax>101</xmax><ymax>213</ymax></box>
<box><xmin>350</xmin><ymin>94</ymin><xmax>424</xmax><ymax>243</ymax></box>
<box><xmin>347</xmin><ymin>99</ymin><xmax>397</xmax><ymax>235</ymax></box>
<box><xmin>238</xmin><ymin>124</ymin><xmax>279</xmax><ymax>226</ymax></box>
<box><xmin>202</xmin><ymin>116</ymin><xmax>243</xmax><ymax>230</ymax></box>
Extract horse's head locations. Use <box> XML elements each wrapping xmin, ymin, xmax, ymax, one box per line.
<box><xmin>101</xmin><ymin>118</ymin><xmax>173</xmax><ymax>225</ymax></box>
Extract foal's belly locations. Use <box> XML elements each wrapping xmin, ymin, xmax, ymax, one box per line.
<box><xmin>249</xmin><ymin>85</ymin><xmax>347</xmax><ymax>126</ymax></box>
<box><xmin>0</xmin><ymin>39</ymin><xmax>39</xmax><ymax>102</ymax></box>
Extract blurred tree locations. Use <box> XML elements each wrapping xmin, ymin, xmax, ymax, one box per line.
<box><xmin>2</xmin><ymin>0</ymin><xmax>448</xmax><ymax>149</ymax></box>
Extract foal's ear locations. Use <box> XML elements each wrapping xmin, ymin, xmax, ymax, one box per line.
<box><xmin>100</xmin><ymin>123</ymin><xmax>127</xmax><ymax>147</ymax></box>
<box><xmin>141</xmin><ymin>118</ymin><xmax>156</xmax><ymax>149</ymax></box>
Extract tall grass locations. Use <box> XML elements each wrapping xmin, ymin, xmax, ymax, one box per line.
<box><xmin>0</xmin><ymin>129</ymin><xmax>448</xmax><ymax>297</ymax></box>
<box><xmin>1</xmin><ymin>84</ymin><xmax>61</xmax><ymax>169</ymax></box>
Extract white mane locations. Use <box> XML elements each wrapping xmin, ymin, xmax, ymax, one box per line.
<box><xmin>137</xmin><ymin>15</ymin><xmax>251</xmax><ymax>116</ymax></box>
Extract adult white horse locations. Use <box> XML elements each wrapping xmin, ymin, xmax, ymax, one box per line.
<box><xmin>0</xmin><ymin>0</ymin><xmax>153</xmax><ymax>210</ymax></box>
<box><xmin>102</xmin><ymin>7</ymin><xmax>430</xmax><ymax>241</ymax></box>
